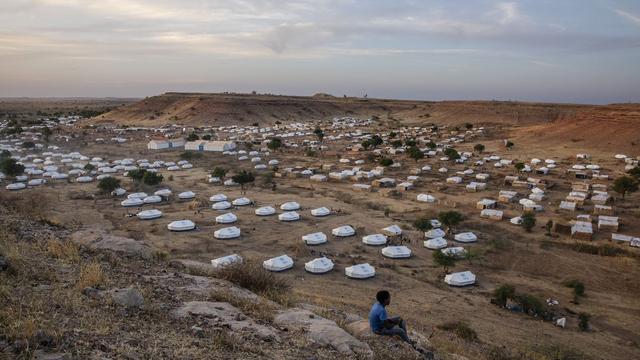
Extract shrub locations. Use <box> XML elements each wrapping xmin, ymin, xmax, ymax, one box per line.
<box><xmin>305</xmin><ymin>149</ymin><xmax>316</xmax><ymax>157</ymax></box>
<box><xmin>22</xmin><ymin>141</ymin><xmax>35</xmax><ymax>149</ymax></box>
<box><xmin>443</xmin><ymin>147</ymin><xmax>460</xmax><ymax>160</ymax></box>
<box><xmin>493</xmin><ymin>284</ymin><xmax>516</xmax><ymax>307</ymax></box>
<box><xmin>201</xmin><ymin>134</ymin><xmax>212</xmax><ymax>140</ymax></box>
<box><xmin>142</xmin><ymin>171</ymin><xmax>163</xmax><ymax>186</ymax></box>
<box><xmin>391</xmin><ymin>140</ymin><xmax>403</xmax><ymax>148</ymax></box>
<box><xmin>186</xmin><ymin>133</ymin><xmax>199</xmax><ymax>141</ymax></box>
<box><xmin>126</xmin><ymin>168</ymin><xmax>146</xmax><ymax>182</ymax></box>
<box><xmin>432</xmin><ymin>250</ymin><xmax>457</xmax><ymax>274</ymax></box>
<box><xmin>232</xmin><ymin>170</ymin><xmax>255</xmax><ymax>193</ymax></box>
<box><xmin>214</xmin><ymin>262</ymin><xmax>289</xmax><ymax>302</ymax></box>
<box><xmin>97</xmin><ymin>177</ymin><xmax>121</xmax><ymax>194</ymax></box>
<box><xmin>407</xmin><ymin>146</ymin><xmax>424</xmax><ymax>162</ymax></box>
<box><xmin>438</xmin><ymin>210</ymin><xmax>464</xmax><ymax>233</ymax></box>
<box><xmin>522</xmin><ymin>211</ymin><xmax>536</xmax><ymax>232</ymax></box>
<box><xmin>514</xmin><ymin>293</ymin><xmax>546</xmax><ymax>316</ymax></box>
<box><xmin>437</xmin><ymin>321</ymin><xmax>478</xmax><ymax>342</ymax></box>
<box><xmin>83</xmin><ymin>163</ymin><xmax>95</xmax><ymax>172</ymax></box>
<box><xmin>211</xmin><ymin>167</ymin><xmax>227</xmax><ymax>179</ymax></box>
<box><xmin>505</xmin><ymin>140</ymin><xmax>514</xmax><ymax>149</ymax></box>
<box><xmin>613</xmin><ymin>175</ymin><xmax>638</xmax><ymax>199</ymax></box>
<box><xmin>76</xmin><ymin>262</ymin><xmax>106</xmax><ymax>290</ymax></box>
<box><xmin>267</xmin><ymin>138</ymin><xmax>283</xmax><ymax>151</ymax></box>
<box><xmin>578</xmin><ymin>313</ymin><xmax>591</xmax><ymax>331</ymax></box>
<box><xmin>473</xmin><ymin>144</ymin><xmax>485</xmax><ymax>153</ymax></box>
<box><xmin>379</xmin><ymin>158</ymin><xmax>393</xmax><ymax>167</ymax></box>
<box><xmin>413</xmin><ymin>217</ymin><xmax>433</xmax><ymax>232</ymax></box>
<box><xmin>565</xmin><ymin>280</ymin><xmax>586</xmax><ymax>303</ymax></box>
<box><xmin>0</xmin><ymin>157</ymin><xmax>25</xmax><ymax>178</ymax></box>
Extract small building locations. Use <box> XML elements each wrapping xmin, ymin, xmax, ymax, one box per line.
<box><xmin>498</xmin><ymin>190</ymin><xmax>517</xmax><ymax>203</ymax></box>
<box><xmin>559</xmin><ymin>201</ymin><xmax>577</xmax><ymax>211</ymax></box>
<box><xmin>476</xmin><ymin>198</ymin><xmax>497</xmax><ymax>210</ymax></box>
<box><xmin>571</xmin><ymin>221</ymin><xmax>593</xmax><ymax>240</ymax></box>
<box><xmin>147</xmin><ymin>138</ymin><xmax>185</xmax><ymax>150</ymax></box>
<box><xmin>481</xmin><ymin>209</ymin><xmax>503</xmax><ymax>220</ymax></box>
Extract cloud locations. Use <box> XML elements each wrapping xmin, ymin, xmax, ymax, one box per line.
<box><xmin>490</xmin><ymin>2</ymin><xmax>523</xmax><ymax>25</ymax></box>
<box><xmin>615</xmin><ymin>9</ymin><xmax>640</xmax><ymax>26</ymax></box>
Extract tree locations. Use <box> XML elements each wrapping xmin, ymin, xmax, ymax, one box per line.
<box><xmin>407</xmin><ymin>146</ymin><xmax>424</xmax><ymax>162</ymax></box>
<box><xmin>505</xmin><ymin>141</ymin><xmax>514</xmax><ymax>149</ymax></box>
<box><xmin>578</xmin><ymin>313</ymin><xmax>591</xmax><ymax>331</ymax></box>
<box><xmin>98</xmin><ymin>177</ymin><xmax>121</xmax><ymax>194</ymax></box>
<box><xmin>361</xmin><ymin>140</ymin><xmax>371</xmax><ymax>150</ymax></box>
<box><xmin>438</xmin><ymin>211</ymin><xmax>464</xmax><ymax>234</ymax></box>
<box><xmin>521</xmin><ymin>211</ymin><xmax>536</xmax><ymax>232</ymax></box>
<box><xmin>545</xmin><ymin>220</ymin><xmax>553</xmax><ymax>236</ymax></box>
<box><xmin>22</xmin><ymin>141</ymin><xmax>35</xmax><ymax>149</ymax></box>
<box><xmin>84</xmin><ymin>163</ymin><xmax>96</xmax><ymax>172</ymax></box>
<box><xmin>413</xmin><ymin>217</ymin><xmax>433</xmax><ymax>232</ymax></box>
<box><xmin>388</xmin><ymin>131</ymin><xmax>397</xmax><ymax>139</ymax></box>
<box><xmin>202</xmin><ymin>134</ymin><xmax>212</xmax><ymax>140</ymax></box>
<box><xmin>613</xmin><ymin>175</ymin><xmax>638</xmax><ymax>199</ymax></box>
<box><xmin>433</xmin><ymin>250</ymin><xmax>457</xmax><ymax>274</ymax></box>
<box><xmin>186</xmin><ymin>133</ymin><xmax>199</xmax><ymax>141</ymax></box>
<box><xmin>473</xmin><ymin>144</ymin><xmax>485</xmax><ymax>154</ymax></box>
<box><xmin>391</xmin><ymin>140</ymin><xmax>403</xmax><ymax>148</ymax></box>
<box><xmin>404</xmin><ymin>139</ymin><xmax>417</xmax><ymax>147</ymax></box>
<box><xmin>0</xmin><ymin>157</ymin><xmax>25</xmax><ymax>178</ymax></box>
<box><xmin>627</xmin><ymin>166</ymin><xmax>640</xmax><ymax>179</ymax></box>
<box><xmin>426</xmin><ymin>141</ymin><xmax>437</xmax><ymax>149</ymax></box>
<box><xmin>143</xmin><ymin>171</ymin><xmax>163</xmax><ymax>186</ymax></box>
<box><xmin>232</xmin><ymin>170</ymin><xmax>255</xmax><ymax>194</ymax></box>
<box><xmin>211</xmin><ymin>167</ymin><xmax>227</xmax><ymax>179</ymax></box>
<box><xmin>514</xmin><ymin>162</ymin><xmax>525</xmax><ymax>172</ymax></box>
<box><xmin>41</xmin><ymin>127</ymin><xmax>52</xmax><ymax>142</ymax></box>
<box><xmin>127</xmin><ymin>169</ymin><xmax>147</xmax><ymax>182</ymax></box>
<box><xmin>314</xmin><ymin>127</ymin><xmax>325</xmax><ymax>156</ymax></box>
<box><xmin>465</xmin><ymin>123</ymin><xmax>473</xmax><ymax>130</ymax></box>
<box><xmin>0</xmin><ymin>150</ymin><xmax>11</xmax><ymax>159</ymax></box>
<box><xmin>379</xmin><ymin>158</ymin><xmax>393</xmax><ymax>167</ymax></box>
<box><xmin>493</xmin><ymin>284</ymin><xmax>516</xmax><ymax>307</ymax></box>
<box><xmin>369</xmin><ymin>135</ymin><xmax>383</xmax><ymax>148</ymax></box>
<box><xmin>267</xmin><ymin>138</ymin><xmax>283</xmax><ymax>152</ymax></box>
<box><xmin>443</xmin><ymin>148</ymin><xmax>460</xmax><ymax>160</ymax></box>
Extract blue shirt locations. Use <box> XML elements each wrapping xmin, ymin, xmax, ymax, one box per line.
<box><xmin>368</xmin><ymin>302</ymin><xmax>387</xmax><ymax>332</ymax></box>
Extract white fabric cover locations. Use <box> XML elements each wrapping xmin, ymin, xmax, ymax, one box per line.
<box><xmin>381</xmin><ymin>245</ymin><xmax>411</xmax><ymax>258</ymax></box>
<box><xmin>168</xmin><ymin>220</ymin><xmax>196</xmax><ymax>231</ymax></box>
<box><xmin>305</xmin><ymin>257</ymin><xmax>334</xmax><ymax>273</ymax></box>
<box><xmin>345</xmin><ymin>263</ymin><xmax>375</xmax><ymax>279</ymax></box>
<box><xmin>424</xmin><ymin>237</ymin><xmax>447</xmax><ymax>249</ymax></box>
<box><xmin>280</xmin><ymin>201</ymin><xmax>301</xmax><ymax>211</ymax></box>
<box><xmin>211</xmin><ymin>254</ymin><xmax>242</xmax><ymax>269</ymax></box>
<box><xmin>255</xmin><ymin>206</ymin><xmax>276</xmax><ymax>216</ymax></box>
<box><xmin>137</xmin><ymin>209</ymin><xmax>162</xmax><ymax>220</ymax></box>
<box><xmin>454</xmin><ymin>232</ymin><xmax>477</xmax><ymax>243</ymax></box>
<box><xmin>332</xmin><ymin>225</ymin><xmax>355</xmax><ymax>237</ymax></box>
<box><xmin>310</xmin><ymin>207</ymin><xmax>331</xmax><ymax>217</ymax></box>
<box><xmin>302</xmin><ymin>232</ymin><xmax>328</xmax><ymax>245</ymax></box>
<box><xmin>263</xmin><ymin>255</ymin><xmax>294</xmax><ymax>272</ymax></box>
<box><xmin>214</xmin><ymin>226</ymin><xmax>241</xmax><ymax>239</ymax></box>
<box><xmin>278</xmin><ymin>211</ymin><xmax>300</xmax><ymax>221</ymax></box>
<box><xmin>216</xmin><ymin>212</ymin><xmax>238</xmax><ymax>224</ymax></box>
<box><xmin>362</xmin><ymin>234</ymin><xmax>387</xmax><ymax>246</ymax></box>
<box><xmin>444</xmin><ymin>271</ymin><xmax>476</xmax><ymax>286</ymax></box>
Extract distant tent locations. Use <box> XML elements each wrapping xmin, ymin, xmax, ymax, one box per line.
<box><xmin>232</xmin><ymin>197</ymin><xmax>252</xmax><ymax>206</ymax></box>
<box><xmin>362</xmin><ymin>233</ymin><xmax>387</xmax><ymax>246</ymax></box>
<box><xmin>302</xmin><ymin>232</ymin><xmax>328</xmax><ymax>245</ymax></box>
<box><xmin>332</xmin><ymin>225</ymin><xmax>356</xmax><ymax>237</ymax></box>
<box><xmin>214</xmin><ymin>226</ymin><xmax>241</xmax><ymax>239</ymax></box>
<box><xmin>211</xmin><ymin>254</ymin><xmax>243</xmax><ymax>269</ymax></box>
<box><xmin>212</xmin><ymin>201</ymin><xmax>232</xmax><ymax>211</ymax></box>
<box><xmin>381</xmin><ymin>245</ymin><xmax>411</xmax><ymax>259</ymax></box>
<box><xmin>345</xmin><ymin>263</ymin><xmax>375</xmax><ymax>279</ymax></box>
<box><xmin>255</xmin><ymin>206</ymin><xmax>276</xmax><ymax>216</ymax></box>
<box><xmin>424</xmin><ymin>237</ymin><xmax>447</xmax><ymax>250</ymax></box>
<box><xmin>263</xmin><ymin>255</ymin><xmax>294</xmax><ymax>272</ymax></box>
<box><xmin>215</xmin><ymin>212</ymin><xmax>238</xmax><ymax>224</ymax></box>
<box><xmin>454</xmin><ymin>232</ymin><xmax>477</xmax><ymax>243</ymax></box>
<box><xmin>178</xmin><ymin>191</ymin><xmax>196</xmax><ymax>200</ymax></box>
<box><xmin>280</xmin><ymin>201</ymin><xmax>301</xmax><ymax>211</ymax></box>
<box><xmin>310</xmin><ymin>207</ymin><xmax>331</xmax><ymax>217</ymax></box>
<box><xmin>305</xmin><ymin>257</ymin><xmax>334</xmax><ymax>274</ymax></box>
<box><xmin>137</xmin><ymin>209</ymin><xmax>162</xmax><ymax>220</ymax></box>
<box><xmin>278</xmin><ymin>211</ymin><xmax>300</xmax><ymax>222</ymax></box>
<box><xmin>167</xmin><ymin>220</ymin><xmax>196</xmax><ymax>231</ymax></box>
<box><xmin>444</xmin><ymin>271</ymin><xmax>476</xmax><ymax>286</ymax></box>
<box><xmin>425</xmin><ymin>228</ymin><xmax>446</xmax><ymax>239</ymax></box>
<box><xmin>209</xmin><ymin>193</ymin><xmax>228</xmax><ymax>202</ymax></box>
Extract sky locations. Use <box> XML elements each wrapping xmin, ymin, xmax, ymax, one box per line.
<box><xmin>1</xmin><ymin>0</ymin><xmax>639</xmax><ymax>104</ymax></box>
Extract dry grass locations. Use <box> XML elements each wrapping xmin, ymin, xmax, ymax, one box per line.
<box><xmin>46</xmin><ymin>238</ymin><xmax>80</xmax><ymax>263</ymax></box>
<box><xmin>76</xmin><ymin>261</ymin><xmax>107</xmax><ymax>290</ymax></box>
<box><xmin>214</xmin><ymin>262</ymin><xmax>292</xmax><ymax>306</ymax></box>
<box><xmin>437</xmin><ymin>321</ymin><xmax>479</xmax><ymax>342</ymax></box>
<box><xmin>209</xmin><ymin>290</ymin><xmax>276</xmax><ymax>322</ymax></box>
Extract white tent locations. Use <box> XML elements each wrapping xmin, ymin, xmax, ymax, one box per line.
<box><xmin>143</xmin><ymin>195</ymin><xmax>162</xmax><ymax>204</ymax></box>
<box><xmin>111</xmin><ymin>187</ymin><xmax>127</xmax><ymax>196</ymax></box>
<box><xmin>137</xmin><ymin>209</ymin><xmax>162</xmax><ymax>220</ymax></box>
<box><xmin>121</xmin><ymin>198</ymin><xmax>144</xmax><ymax>207</ymax></box>
<box><xmin>416</xmin><ymin>194</ymin><xmax>436</xmax><ymax>203</ymax></box>
<box><xmin>128</xmin><ymin>192</ymin><xmax>148</xmax><ymax>199</ymax></box>
<box><xmin>332</xmin><ymin>225</ymin><xmax>356</xmax><ymax>237</ymax></box>
<box><xmin>305</xmin><ymin>257</ymin><xmax>334</xmax><ymax>274</ymax></box>
<box><xmin>510</xmin><ymin>217</ymin><xmax>523</xmax><ymax>225</ymax></box>
<box><xmin>381</xmin><ymin>245</ymin><xmax>412</xmax><ymax>258</ymax></box>
<box><xmin>211</xmin><ymin>254</ymin><xmax>243</xmax><ymax>269</ymax></box>
<box><xmin>263</xmin><ymin>255</ymin><xmax>294</xmax><ymax>272</ymax></box>
<box><xmin>178</xmin><ymin>191</ymin><xmax>196</xmax><ymax>200</ymax></box>
<box><xmin>255</xmin><ymin>206</ymin><xmax>276</xmax><ymax>216</ymax></box>
<box><xmin>154</xmin><ymin>189</ymin><xmax>172</xmax><ymax>197</ymax></box>
<box><xmin>209</xmin><ymin>193</ymin><xmax>228</xmax><ymax>202</ymax></box>
<box><xmin>345</xmin><ymin>263</ymin><xmax>375</xmax><ymax>279</ymax></box>
<box><xmin>214</xmin><ymin>226</ymin><xmax>241</xmax><ymax>239</ymax></box>
<box><xmin>280</xmin><ymin>201</ymin><xmax>301</xmax><ymax>211</ymax></box>
<box><xmin>454</xmin><ymin>232</ymin><xmax>477</xmax><ymax>243</ymax></box>
<box><xmin>216</xmin><ymin>212</ymin><xmax>238</xmax><ymax>224</ymax></box>
<box><xmin>302</xmin><ymin>232</ymin><xmax>328</xmax><ymax>245</ymax></box>
<box><xmin>424</xmin><ymin>237</ymin><xmax>447</xmax><ymax>249</ymax></box>
<box><xmin>441</xmin><ymin>246</ymin><xmax>467</xmax><ymax>258</ymax></box>
<box><xmin>232</xmin><ymin>197</ymin><xmax>251</xmax><ymax>206</ymax></box>
<box><xmin>168</xmin><ymin>220</ymin><xmax>196</xmax><ymax>231</ymax></box>
<box><xmin>362</xmin><ymin>234</ymin><xmax>387</xmax><ymax>246</ymax></box>
<box><xmin>76</xmin><ymin>176</ymin><xmax>93</xmax><ymax>183</ymax></box>
<box><xmin>425</xmin><ymin>228</ymin><xmax>446</xmax><ymax>239</ymax></box>
<box><xmin>310</xmin><ymin>207</ymin><xmax>331</xmax><ymax>217</ymax></box>
<box><xmin>28</xmin><ymin>179</ymin><xmax>46</xmax><ymax>186</ymax></box>
<box><xmin>382</xmin><ymin>225</ymin><xmax>402</xmax><ymax>236</ymax></box>
<box><xmin>444</xmin><ymin>271</ymin><xmax>476</xmax><ymax>286</ymax></box>
<box><xmin>212</xmin><ymin>201</ymin><xmax>232</xmax><ymax>210</ymax></box>
<box><xmin>278</xmin><ymin>211</ymin><xmax>300</xmax><ymax>221</ymax></box>
<box><xmin>6</xmin><ymin>183</ymin><xmax>26</xmax><ymax>190</ymax></box>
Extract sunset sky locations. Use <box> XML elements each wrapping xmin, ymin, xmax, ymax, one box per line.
<box><xmin>1</xmin><ymin>0</ymin><xmax>639</xmax><ymax>103</ymax></box>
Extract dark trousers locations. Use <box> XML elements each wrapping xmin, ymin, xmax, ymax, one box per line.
<box><xmin>376</xmin><ymin>316</ymin><xmax>410</xmax><ymax>342</ymax></box>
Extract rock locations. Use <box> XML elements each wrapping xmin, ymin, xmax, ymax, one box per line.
<box><xmin>32</xmin><ymin>350</ymin><xmax>70</xmax><ymax>360</ymax></box>
<box><xmin>71</xmin><ymin>228</ymin><xmax>153</xmax><ymax>260</ymax></box>
<box><xmin>0</xmin><ymin>255</ymin><xmax>8</xmax><ymax>271</ymax></box>
<box><xmin>346</xmin><ymin>319</ymin><xmax>374</xmax><ymax>339</ymax></box>
<box><xmin>108</xmin><ymin>287</ymin><xmax>144</xmax><ymax>308</ymax></box>
<box><xmin>190</xmin><ymin>325</ymin><xmax>205</xmax><ymax>338</ymax></box>
<box><xmin>34</xmin><ymin>329</ymin><xmax>55</xmax><ymax>347</ymax></box>
<box><xmin>173</xmin><ymin>273</ymin><xmax>280</xmax><ymax>307</ymax></box>
<box><xmin>274</xmin><ymin>308</ymin><xmax>372</xmax><ymax>357</ymax></box>
<box><xmin>82</xmin><ymin>287</ymin><xmax>102</xmax><ymax>299</ymax></box>
<box><xmin>172</xmin><ymin>301</ymin><xmax>280</xmax><ymax>341</ymax></box>
<box><xmin>169</xmin><ymin>259</ymin><xmax>215</xmax><ymax>276</ymax></box>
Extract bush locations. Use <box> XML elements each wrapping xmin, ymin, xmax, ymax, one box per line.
<box><xmin>214</xmin><ymin>262</ymin><xmax>289</xmax><ymax>302</ymax></box>
<box><xmin>494</xmin><ymin>284</ymin><xmax>516</xmax><ymax>307</ymax></box>
<box><xmin>83</xmin><ymin>163</ymin><xmax>95</xmax><ymax>172</ymax></box>
<box><xmin>186</xmin><ymin>133</ymin><xmax>199</xmax><ymax>141</ymax></box>
<box><xmin>443</xmin><ymin>147</ymin><xmax>460</xmax><ymax>160</ymax></box>
<box><xmin>127</xmin><ymin>169</ymin><xmax>146</xmax><ymax>182</ymax></box>
<box><xmin>379</xmin><ymin>158</ymin><xmax>393</xmax><ymax>167</ymax></box>
<box><xmin>522</xmin><ymin>211</ymin><xmax>536</xmax><ymax>232</ymax></box>
<box><xmin>180</xmin><ymin>151</ymin><xmax>202</xmax><ymax>160</ymax></box>
<box><xmin>473</xmin><ymin>144</ymin><xmax>485</xmax><ymax>153</ymax></box>
<box><xmin>0</xmin><ymin>157</ymin><xmax>25</xmax><ymax>177</ymax></box>
<box><xmin>613</xmin><ymin>175</ymin><xmax>638</xmax><ymax>198</ymax></box>
<box><xmin>438</xmin><ymin>210</ymin><xmax>464</xmax><ymax>233</ymax></box>
<box><xmin>565</xmin><ymin>280</ymin><xmax>585</xmax><ymax>303</ymax></box>
<box><xmin>413</xmin><ymin>217</ymin><xmax>433</xmax><ymax>232</ymax></box>
<box><xmin>432</xmin><ymin>250</ymin><xmax>457</xmax><ymax>273</ymax></box>
<box><xmin>143</xmin><ymin>171</ymin><xmax>163</xmax><ymax>186</ymax></box>
<box><xmin>578</xmin><ymin>313</ymin><xmax>591</xmax><ymax>331</ymax></box>
<box><xmin>211</xmin><ymin>167</ymin><xmax>227</xmax><ymax>179</ymax></box>
<box><xmin>97</xmin><ymin>177</ymin><xmax>121</xmax><ymax>194</ymax></box>
<box><xmin>514</xmin><ymin>293</ymin><xmax>546</xmax><ymax>316</ymax></box>
<box><xmin>201</xmin><ymin>134</ymin><xmax>212</xmax><ymax>140</ymax></box>
<box><xmin>22</xmin><ymin>141</ymin><xmax>35</xmax><ymax>149</ymax></box>
<box><xmin>437</xmin><ymin>321</ymin><xmax>478</xmax><ymax>342</ymax></box>
<box><xmin>391</xmin><ymin>140</ymin><xmax>403</xmax><ymax>148</ymax></box>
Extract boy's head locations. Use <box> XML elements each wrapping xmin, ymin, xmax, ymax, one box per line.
<box><xmin>376</xmin><ymin>290</ymin><xmax>391</xmax><ymax>305</ymax></box>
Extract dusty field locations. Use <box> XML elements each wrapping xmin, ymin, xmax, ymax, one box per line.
<box><xmin>14</xmin><ymin>124</ymin><xmax>639</xmax><ymax>360</ymax></box>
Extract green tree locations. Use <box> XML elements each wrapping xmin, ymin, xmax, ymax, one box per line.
<box><xmin>413</xmin><ymin>217</ymin><xmax>433</xmax><ymax>232</ymax></box>
<box><xmin>127</xmin><ymin>169</ymin><xmax>147</xmax><ymax>182</ymax></box>
<box><xmin>211</xmin><ymin>167</ymin><xmax>227</xmax><ymax>179</ymax></box>
<box><xmin>404</xmin><ymin>139</ymin><xmax>417</xmax><ymax>147</ymax></box>
<box><xmin>186</xmin><ymin>133</ymin><xmax>199</xmax><ymax>141</ymax></box>
<box><xmin>388</xmin><ymin>131</ymin><xmax>397</xmax><ymax>139</ymax></box>
<box><xmin>267</xmin><ymin>138</ymin><xmax>283</xmax><ymax>152</ymax></box>
<box><xmin>514</xmin><ymin>162</ymin><xmax>525</xmax><ymax>172</ymax></box>
<box><xmin>0</xmin><ymin>157</ymin><xmax>24</xmax><ymax>178</ymax></box>
<box><xmin>369</xmin><ymin>135</ymin><xmax>383</xmax><ymax>148</ymax></box>
<box><xmin>438</xmin><ymin>210</ymin><xmax>464</xmax><ymax>234</ymax></box>
<box><xmin>521</xmin><ymin>211</ymin><xmax>536</xmax><ymax>232</ymax></box>
<box><xmin>314</xmin><ymin>127</ymin><xmax>325</xmax><ymax>156</ymax></box>
<box><xmin>426</xmin><ymin>141</ymin><xmax>437</xmax><ymax>149</ymax></box>
<box><xmin>493</xmin><ymin>284</ymin><xmax>516</xmax><ymax>307</ymax></box>
<box><xmin>143</xmin><ymin>171</ymin><xmax>163</xmax><ymax>186</ymax></box>
<box><xmin>613</xmin><ymin>175</ymin><xmax>638</xmax><ymax>199</ymax></box>
<box><xmin>465</xmin><ymin>123</ymin><xmax>473</xmax><ymax>130</ymax></box>
<box><xmin>473</xmin><ymin>144</ymin><xmax>485</xmax><ymax>153</ymax></box>
<box><xmin>627</xmin><ymin>166</ymin><xmax>640</xmax><ymax>179</ymax></box>
<box><xmin>379</xmin><ymin>158</ymin><xmax>393</xmax><ymax>167</ymax></box>
<box><xmin>505</xmin><ymin>141</ymin><xmax>514</xmax><ymax>149</ymax></box>
<box><xmin>443</xmin><ymin>148</ymin><xmax>460</xmax><ymax>160</ymax></box>
<box><xmin>0</xmin><ymin>150</ymin><xmax>11</xmax><ymax>159</ymax></box>
<box><xmin>545</xmin><ymin>219</ymin><xmax>553</xmax><ymax>236</ymax></box>
<box><xmin>407</xmin><ymin>146</ymin><xmax>424</xmax><ymax>162</ymax></box>
<box><xmin>22</xmin><ymin>141</ymin><xmax>35</xmax><ymax>149</ymax></box>
<box><xmin>202</xmin><ymin>134</ymin><xmax>212</xmax><ymax>140</ymax></box>
<box><xmin>391</xmin><ymin>140</ymin><xmax>403</xmax><ymax>148</ymax></box>
<box><xmin>232</xmin><ymin>170</ymin><xmax>255</xmax><ymax>194</ymax></box>
<box><xmin>433</xmin><ymin>250</ymin><xmax>457</xmax><ymax>274</ymax></box>
<box><xmin>84</xmin><ymin>163</ymin><xmax>95</xmax><ymax>172</ymax></box>
<box><xmin>41</xmin><ymin>126</ymin><xmax>52</xmax><ymax>142</ymax></box>
<box><xmin>361</xmin><ymin>140</ymin><xmax>371</xmax><ymax>150</ymax></box>
<box><xmin>98</xmin><ymin>177</ymin><xmax>121</xmax><ymax>194</ymax></box>
<box><xmin>578</xmin><ymin>313</ymin><xmax>591</xmax><ymax>331</ymax></box>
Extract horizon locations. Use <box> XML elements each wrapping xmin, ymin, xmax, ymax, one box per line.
<box><xmin>2</xmin><ymin>0</ymin><xmax>640</xmax><ymax>104</ymax></box>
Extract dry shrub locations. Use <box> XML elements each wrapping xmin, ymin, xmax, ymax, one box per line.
<box><xmin>187</xmin><ymin>199</ymin><xmax>205</xmax><ymax>210</ymax></box>
<box><xmin>209</xmin><ymin>290</ymin><xmax>275</xmax><ymax>322</ymax></box>
<box><xmin>76</xmin><ymin>261</ymin><xmax>106</xmax><ymax>290</ymax></box>
<box><xmin>211</xmin><ymin>330</ymin><xmax>241</xmax><ymax>351</ymax></box>
<box><xmin>46</xmin><ymin>239</ymin><xmax>80</xmax><ymax>263</ymax></box>
<box><xmin>214</xmin><ymin>262</ymin><xmax>290</xmax><ymax>305</ymax></box>
<box><xmin>288</xmin><ymin>241</ymin><xmax>310</xmax><ymax>258</ymax></box>
<box><xmin>437</xmin><ymin>321</ymin><xmax>478</xmax><ymax>342</ymax></box>
<box><xmin>1</xmin><ymin>192</ymin><xmax>52</xmax><ymax>221</ymax></box>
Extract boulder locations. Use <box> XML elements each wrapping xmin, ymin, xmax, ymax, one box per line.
<box><xmin>169</xmin><ymin>259</ymin><xmax>215</xmax><ymax>276</ymax></box>
<box><xmin>172</xmin><ymin>301</ymin><xmax>279</xmax><ymax>341</ymax></box>
<box><xmin>71</xmin><ymin>228</ymin><xmax>153</xmax><ymax>260</ymax></box>
<box><xmin>108</xmin><ymin>287</ymin><xmax>144</xmax><ymax>308</ymax></box>
<box><xmin>274</xmin><ymin>308</ymin><xmax>372</xmax><ymax>357</ymax></box>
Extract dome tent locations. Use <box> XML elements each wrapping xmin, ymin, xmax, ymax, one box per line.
<box><xmin>345</xmin><ymin>263</ymin><xmax>375</xmax><ymax>279</ymax></box>
<box><xmin>143</xmin><ymin>195</ymin><xmax>162</xmax><ymax>204</ymax></box>
<box><xmin>216</xmin><ymin>212</ymin><xmax>238</xmax><ymax>224</ymax></box>
<box><xmin>6</xmin><ymin>183</ymin><xmax>26</xmax><ymax>190</ymax></box>
<box><xmin>332</xmin><ymin>225</ymin><xmax>355</xmax><ymax>237</ymax></box>
<box><xmin>214</xmin><ymin>226</ymin><xmax>241</xmax><ymax>239</ymax></box>
<box><xmin>280</xmin><ymin>201</ymin><xmax>301</xmax><ymax>211</ymax></box>
<box><xmin>137</xmin><ymin>209</ymin><xmax>162</xmax><ymax>220</ymax></box>
<box><xmin>209</xmin><ymin>193</ymin><xmax>228</xmax><ymax>202</ymax></box>
<box><xmin>121</xmin><ymin>198</ymin><xmax>144</xmax><ymax>207</ymax></box>
<box><xmin>382</xmin><ymin>225</ymin><xmax>402</xmax><ymax>236</ymax></box>
<box><xmin>263</xmin><ymin>255</ymin><xmax>294</xmax><ymax>272</ymax></box>
<box><xmin>362</xmin><ymin>234</ymin><xmax>387</xmax><ymax>246</ymax></box>
<box><xmin>212</xmin><ymin>201</ymin><xmax>232</xmax><ymax>210</ymax></box>
<box><xmin>128</xmin><ymin>192</ymin><xmax>148</xmax><ymax>199</ymax></box>
<box><xmin>454</xmin><ymin>232</ymin><xmax>477</xmax><ymax>243</ymax></box>
<box><xmin>167</xmin><ymin>220</ymin><xmax>196</xmax><ymax>231</ymax></box>
<box><xmin>424</xmin><ymin>237</ymin><xmax>447</xmax><ymax>250</ymax></box>
<box><xmin>425</xmin><ymin>228</ymin><xmax>446</xmax><ymax>239</ymax></box>
<box><xmin>381</xmin><ymin>245</ymin><xmax>412</xmax><ymax>258</ymax></box>
<box><xmin>302</xmin><ymin>232</ymin><xmax>328</xmax><ymax>245</ymax></box>
<box><xmin>278</xmin><ymin>211</ymin><xmax>300</xmax><ymax>221</ymax></box>
<box><xmin>310</xmin><ymin>207</ymin><xmax>331</xmax><ymax>217</ymax></box>
<box><xmin>232</xmin><ymin>197</ymin><xmax>252</xmax><ymax>206</ymax></box>
<box><xmin>444</xmin><ymin>271</ymin><xmax>476</xmax><ymax>286</ymax></box>
<box><xmin>211</xmin><ymin>254</ymin><xmax>243</xmax><ymax>269</ymax></box>
<box><xmin>178</xmin><ymin>191</ymin><xmax>196</xmax><ymax>200</ymax></box>
<box><xmin>441</xmin><ymin>246</ymin><xmax>467</xmax><ymax>258</ymax></box>
<box><xmin>305</xmin><ymin>257</ymin><xmax>334</xmax><ymax>274</ymax></box>
<box><xmin>255</xmin><ymin>206</ymin><xmax>276</xmax><ymax>216</ymax></box>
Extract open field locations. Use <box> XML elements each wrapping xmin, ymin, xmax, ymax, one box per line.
<box><xmin>1</xmin><ymin>95</ymin><xmax>640</xmax><ymax>359</ymax></box>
